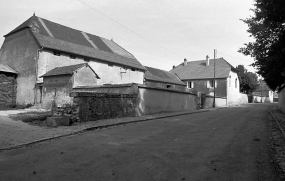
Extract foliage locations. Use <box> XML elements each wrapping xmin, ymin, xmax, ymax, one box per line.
<box><xmin>239</xmin><ymin>0</ymin><xmax>285</xmax><ymax>91</ymax></box>
<box><xmin>236</xmin><ymin>65</ymin><xmax>259</xmax><ymax>94</ymax></box>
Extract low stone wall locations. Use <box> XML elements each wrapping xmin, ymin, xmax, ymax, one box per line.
<box><xmin>202</xmin><ymin>95</ymin><xmax>227</xmax><ymax>109</ymax></box>
<box><xmin>238</xmin><ymin>93</ymin><xmax>249</xmax><ymax>104</ymax></box>
<box><xmin>136</xmin><ymin>85</ymin><xmax>197</xmax><ymax>116</ymax></box>
<box><xmin>71</xmin><ymin>92</ymin><xmax>137</xmax><ymax>122</ymax></box>
<box><xmin>54</xmin><ymin>84</ymin><xmax>198</xmax><ymax>122</ymax></box>
<box><xmin>279</xmin><ymin>87</ymin><xmax>285</xmax><ymax>113</ymax></box>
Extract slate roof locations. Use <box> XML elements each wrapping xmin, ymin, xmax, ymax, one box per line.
<box><xmin>144</xmin><ymin>66</ymin><xmax>185</xmax><ymax>86</ymax></box>
<box><xmin>40</xmin><ymin>63</ymin><xmax>99</xmax><ymax>78</ymax></box>
<box><xmin>0</xmin><ymin>64</ymin><xmax>18</xmax><ymax>74</ymax></box>
<box><xmin>5</xmin><ymin>15</ymin><xmax>145</xmax><ymax>71</ymax></box>
<box><xmin>170</xmin><ymin>58</ymin><xmax>237</xmax><ymax>80</ymax></box>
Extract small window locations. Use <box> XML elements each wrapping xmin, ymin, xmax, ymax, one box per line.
<box><xmin>53</xmin><ymin>51</ymin><xmax>60</xmax><ymax>56</ymax></box>
<box><xmin>69</xmin><ymin>55</ymin><xmax>76</xmax><ymax>59</ymax></box>
<box><xmin>235</xmin><ymin>78</ymin><xmax>237</xmax><ymax>88</ymax></box>
<box><xmin>108</xmin><ymin>64</ymin><xmax>113</xmax><ymax>67</ymax></box>
<box><xmin>166</xmin><ymin>85</ymin><xmax>171</xmax><ymax>88</ymax></box>
<box><xmin>84</xmin><ymin>58</ymin><xmax>90</xmax><ymax>62</ymax></box>
<box><xmin>207</xmin><ymin>80</ymin><xmax>215</xmax><ymax>88</ymax></box>
<box><xmin>131</xmin><ymin>68</ymin><xmax>136</xmax><ymax>71</ymax></box>
<box><xmin>187</xmin><ymin>81</ymin><xmax>194</xmax><ymax>88</ymax></box>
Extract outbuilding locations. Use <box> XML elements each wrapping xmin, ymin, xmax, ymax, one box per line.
<box><xmin>40</xmin><ymin>63</ymin><xmax>99</xmax><ymax>109</ymax></box>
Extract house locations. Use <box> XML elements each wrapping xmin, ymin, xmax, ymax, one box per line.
<box><xmin>144</xmin><ymin>66</ymin><xmax>186</xmax><ymax>91</ymax></box>
<box><xmin>0</xmin><ymin>15</ymin><xmax>146</xmax><ymax>106</ymax></box>
<box><xmin>252</xmin><ymin>81</ymin><xmax>274</xmax><ymax>103</ymax></box>
<box><xmin>40</xmin><ymin>63</ymin><xmax>99</xmax><ymax>108</ymax></box>
<box><xmin>171</xmin><ymin>56</ymin><xmax>247</xmax><ymax>106</ymax></box>
<box><xmin>0</xmin><ymin>64</ymin><xmax>17</xmax><ymax>107</ymax></box>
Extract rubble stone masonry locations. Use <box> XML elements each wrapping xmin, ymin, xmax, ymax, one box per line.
<box><xmin>0</xmin><ymin>73</ymin><xmax>17</xmax><ymax>107</ymax></box>
<box><xmin>71</xmin><ymin>92</ymin><xmax>137</xmax><ymax>122</ymax></box>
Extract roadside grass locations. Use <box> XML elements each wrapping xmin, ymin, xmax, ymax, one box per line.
<box><xmin>9</xmin><ymin>111</ymin><xmax>52</xmax><ymax>127</ymax></box>
<box><xmin>0</xmin><ymin>104</ymin><xmax>33</xmax><ymax>110</ymax></box>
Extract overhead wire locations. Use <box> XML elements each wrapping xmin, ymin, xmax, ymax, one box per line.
<box><xmin>76</xmin><ymin>0</ymin><xmax>253</xmax><ymax>66</ymax></box>
<box><xmin>76</xmin><ymin>0</ymin><xmax>179</xmax><ymax>57</ymax></box>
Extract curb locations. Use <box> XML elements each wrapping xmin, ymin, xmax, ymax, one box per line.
<box><xmin>0</xmin><ymin>108</ymin><xmax>222</xmax><ymax>151</ymax></box>
<box><xmin>268</xmin><ymin>108</ymin><xmax>285</xmax><ymax>178</ymax></box>
<box><xmin>269</xmin><ymin>108</ymin><xmax>285</xmax><ymax>139</ymax></box>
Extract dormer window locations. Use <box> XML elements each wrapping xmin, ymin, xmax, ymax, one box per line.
<box><xmin>69</xmin><ymin>55</ymin><xmax>76</xmax><ymax>59</ymax></box>
<box><xmin>53</xmin><ymin>51</ymin><xmax>61</xmax><ymax>56</ymax></box>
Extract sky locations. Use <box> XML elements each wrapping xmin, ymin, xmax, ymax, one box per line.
<box><xmin>0</xmin><ymin>0</ymin><xmax>256</xmax><ymax>72</ymax></box>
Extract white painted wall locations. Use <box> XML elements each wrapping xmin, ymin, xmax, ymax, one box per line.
<box><xmin>37</xmin><ymin>50</ymin><xmax>85</xmax><ymax>83</ymax></box>
<box><xmin>38</xmin><ymin>50</ymin><xmax>144</xmax><ymax>85</ymax></box>
<box><xmin>88</xmin><ymin>61</ymin><xmax>144</xmax><ymax>85</ymax></box>
<box><xmin>227</xmin><ymin>70</ymin><xmax>240</xmax><ymax>105</ymax></box>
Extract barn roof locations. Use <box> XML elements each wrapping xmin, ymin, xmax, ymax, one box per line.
<box><xmin>5</xmin><ymin>15</ymin><xmax>146</xmax><ymax>71</ymax></box>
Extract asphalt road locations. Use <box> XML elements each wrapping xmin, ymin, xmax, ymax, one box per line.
<box><xmin>0</xmin><ymin>104</ymin><xmax>281</xmax><ymax>181</ymax></box>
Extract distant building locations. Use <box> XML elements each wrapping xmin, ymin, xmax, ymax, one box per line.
<box><xmin>144</xmin><ymin>66</ymin><xmax>186</xmax><ymax>91</ymax></box>
<box><xmin>0</xmin><ymin>15</ymin><xmax>145</xmax><ymax>106</ymax></box>
<box><xmin>252</xmin><ymin>81</ymin><xmax>274</xmax><ymax>103</ymax></box>
<box><xmin>171</xmin><ymin>56</ymin><xmax>247</xmax><ymax>106</ymax></box>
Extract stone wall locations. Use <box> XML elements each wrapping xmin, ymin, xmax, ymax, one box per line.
<box><xmin>71</xmin><ymin>92</ymin><xmax>137</xmax><ymax>122</ymax></box>
<box><xmin>0</xmin><ymin>73</ymin><xmax>17</xmax><ymax>107</ymax></box>
<box><xmin>279</xmin><ymin>87</ymin><xmax>285</xmax><ymax>113</ymax></box>
<box><xmin>136</xmin><ymin>85</ymin><xmax>197</xmax><ymax>116</ymax></box>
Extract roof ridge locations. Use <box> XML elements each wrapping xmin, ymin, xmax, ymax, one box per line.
<box><xmin>39</xmin><ymin>16</ymin><xmax>112</xmax><ymax>43</ymax></box>
<box><xmin>4</xmin><ymin>16</ymin><xmax>37</xmax><ymax>37</ymax></box>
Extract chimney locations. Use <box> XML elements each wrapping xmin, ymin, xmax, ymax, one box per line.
<box><xmin>206</xmin><ymin>55</ymin><xmax>209</xmax><ymax>66</ymax></box>
<box><xmin>184</xmin><ymin>58</ymin><xmax>187</xmax><ymax>66</ymax></box>
<box><xmin>172</xmin><ymin>65</ymin><xmax>175</xmax><ymax>69</ymax></box>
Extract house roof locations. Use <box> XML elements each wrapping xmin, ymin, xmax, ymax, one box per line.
<box><xmin>40</xmin><ymin>63</ymin><xmax>99</xmax><ymax>78</ymax></box>
<box><xmin>5</xmin><ymin>15</ymin><xmax>146</xmax><ymax>71</ymax></box>
<box><xmin>253</xmin><ymin>81</ymin><xmax>271</xmax><ymax>92</ymax></box>
<box><xmin>0</xmin><ymin>64</ymin><xmax>18</xmax><ymax>74</ymax></box>
<box><xmin>170</xmin><ymin>58</ymin><xmax>236</xmax><ymax>80</ymax></box>
<box><xmin>144</xmin><ymin>66</ymin><xmax>185</xmax><ymax>86</ymax></box>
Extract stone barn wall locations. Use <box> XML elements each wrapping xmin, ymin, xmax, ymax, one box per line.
<box><xmin>0</xmin><ymin>73</ymin><xmax>17</xmax><ymax>107</ymax></box>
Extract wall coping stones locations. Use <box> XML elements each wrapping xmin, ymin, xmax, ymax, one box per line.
<box><xmin>138</xmin><ymin>84</ymin><xmax>197</xmax><ymax>95</ymax></box>
<box><xmin>70</xmin><ymin>92</ymin><xmax>137</xmax><ymax>98</ymax></box>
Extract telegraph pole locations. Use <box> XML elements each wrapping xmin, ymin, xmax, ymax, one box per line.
<box><xmin>213</xmin><ymin>49</ymin><xmax>216</xmax><ymax>108</ymax></box>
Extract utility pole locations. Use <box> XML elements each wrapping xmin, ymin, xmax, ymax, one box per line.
<box><xmin>213</xmin><ymin>49</ymin><xmax>216</xmax><ymax>108</ymax></box>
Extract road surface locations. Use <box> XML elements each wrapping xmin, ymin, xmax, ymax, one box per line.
<box><xmin>0</xmin><ymin>104</ymin><xmax>281</xmax><ymax>181</ymax></box>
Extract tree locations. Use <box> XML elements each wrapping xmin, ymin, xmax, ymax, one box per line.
<box><xmin>239</xmin><ymin>0</ymin><xmax>285</xmax><ymax>91</ymax></box>
<box><xmin>236</xmin><ymin>65</ymin><xmax>259</xmax><ymax>94</ymax></box>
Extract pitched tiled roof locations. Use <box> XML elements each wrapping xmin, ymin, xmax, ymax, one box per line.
<box><xmin>0</xmin><ymin>64</ymin><xmax>18</xmax><ymax>74</ymax></box>
<box><xmin>144</xmin><ymin>66</ymin><xmax>185</xmax><ymax>86</ymax></box>
<box><xmin>5</xmin><ymin>15</ymin><xmax>145</xmax><ymax>71</ymax></box>
<box><xmin>170</xmin><ymin>58</ymin><xmax>236</xmax><ymax>80</ymax></box>
<box><xmin>253</xmin><ymin>81</ymin><xmax>271</xmax><ymax>92</ymax></box>
<box><xmin>40</xmin><ymin>63</ymin><xmax>99</xmax><ymax>78</ymax></box>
